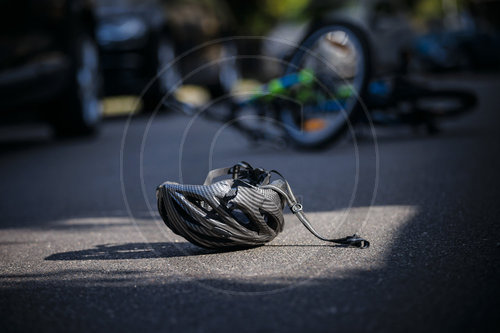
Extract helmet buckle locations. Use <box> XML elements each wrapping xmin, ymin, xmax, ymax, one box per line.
<box><xmin>291</xmin><ymin>203</ymin><xmax>303</xmax><ymax>213</ymax></box>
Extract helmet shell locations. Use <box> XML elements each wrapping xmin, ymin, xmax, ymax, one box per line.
<box><xmin>157</xmin><ymin>179</ymin><xmax>287</xmax><ymax>248</ymax></box>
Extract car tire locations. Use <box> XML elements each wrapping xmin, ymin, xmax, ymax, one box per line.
<box><xmin>51</xmin><ymin>33</ymin><xmax>102</xmax><ymax>138</ymax></box>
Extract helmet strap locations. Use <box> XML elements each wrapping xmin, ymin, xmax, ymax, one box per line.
<box><xmin>204</xmin><ymin>161</ymin><xmax>271</xmax><ymax>186</ymax></box>
<box><xmin>263</xmin><ymin>171</ymin><xmax>370</xmax><ymax>249</ymax></box>
<box><xmin>204</xmin><ymin>162</ymin><xmax>370</xmax><ymax>249</ymax></box>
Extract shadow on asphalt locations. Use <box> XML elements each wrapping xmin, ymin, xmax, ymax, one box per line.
<box><xmin>45</xmin><ymin>242</ymin><xmax>346</xmax><ymax>261</ymax></box>
<box><xmin>44</xmin><ymin>243</ymin><xmax>342</xmax><ymax>261</ymax></box>
<box><xmin>44</xmin><ymin>242</ymin><xmax>216</xmax><ymax>260</ymax></box>
<box><xmin>0</xmin><ymin>268</ymin><xmax>142</xmax><ymax>280</ymax></box>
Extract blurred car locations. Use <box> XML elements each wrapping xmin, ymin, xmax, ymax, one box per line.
<box><xmin>0</xmin><ymin>0</ymin><xmax>102</xmax><ymax>137</ymax></box>
<box><xmin>165</xmin><ymin>0</ymin><xmax>241</xmax><ymax>97</ymax></box>
<box><xmin>95</xmin><ymin>0</ymin><xmax>240</xmax><ymax>112</ymax></box>
<box><xmin>95</xmin><ymin>0</ymin><xmax>181</xmax><ymax>111</ymax></box>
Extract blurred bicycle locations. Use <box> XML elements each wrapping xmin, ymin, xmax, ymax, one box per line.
<box><xmin>167</xmin><ymin>20</ymin><xmax>477</xmax><ymax>149</ymax></box>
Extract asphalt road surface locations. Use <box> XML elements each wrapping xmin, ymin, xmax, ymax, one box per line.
<box><xmin>1</xmin><ymin>75</ymin><xmax>499</xmax><ymax>332</ymax></box>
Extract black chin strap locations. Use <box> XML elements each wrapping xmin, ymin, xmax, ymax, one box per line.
<box><xmin>204</xmin><ymin>161</ymin><xmax>270</xmax><ymax>186</ymax></box>
<box><xmin>205</xmin><ymin>162</ymin><xmax>370</xmax><ymax>249</ymax></box>
<box><xmin>262</xmin><ymin>170</ymin><xmax>370</xmax><ymax>249</ymax></box>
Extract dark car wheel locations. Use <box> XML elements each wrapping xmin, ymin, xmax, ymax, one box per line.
<box><xmin>51</xmin><ymin>34</ymin><xmax>102</xmax><ymax>138</ymax></box>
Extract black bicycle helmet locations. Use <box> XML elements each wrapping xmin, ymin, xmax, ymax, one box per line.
<box><xmin>156</xmin><ymin>162</ymin><xmax>369</xmax><ymax>249</ymax></box>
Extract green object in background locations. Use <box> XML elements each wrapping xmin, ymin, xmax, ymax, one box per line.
<box><xmin>298</xmin><ymin>69</ymin><xmax>315</xmax><ymax>85</ymax></box>
<box><xmin>295</xmin><ymin>87</ymin><xmax>316</xmax><ymax>103</ymax></box>
<box><xmin>336</xmin><ymin>84</ymin><xmax>355</xmax><ymax>99</ymax></box>
<box><xmin>246</xmin><ymin>68</ymin><xmax>354</xmax><ymax>104</ymax></box>
<box><xmin>247</xmin><ymin>68</ymin><xmax>318</xmax><ymax>103</ymax></box>
<box><xmin>263</xmin><ymin>0</ymin><xmax>311</xmax><ymax>20</ymax></box>
<box><xmin>268</xmin><ymin>79</ymin><xmax>286</xmax><ymax>94</ymax></box>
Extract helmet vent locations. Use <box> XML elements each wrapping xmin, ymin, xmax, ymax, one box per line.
<box><xmin>171</xmin><ymin>197</ymin><xmax>201</xmax><ymax>226</ymax></box>
<box><xmin>231</xmin><ymin>208</ymin><xmax>260</xmax><ymax>232</ymax></box>
<box><xmin>261</xmin><ymin>210</ymin><xmax>278</xmax><ymax>231</ymax></box>
<box><xmin>231</xmin><ymin>208</ymin><xmax>250</xmax><ymax>224</ymax></box>
<box><xmin>184</xmin><ymin>194</ymin><xmax>213</xmax><ymax>213</ymax></box>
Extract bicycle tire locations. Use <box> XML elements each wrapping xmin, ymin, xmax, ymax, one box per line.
<box><xmin>280</xmin><ymin>20</ymin><xmax>372</xmax><ymax>149</ymax></box>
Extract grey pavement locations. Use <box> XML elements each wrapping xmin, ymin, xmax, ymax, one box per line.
<box><xmin>0</xmin><ymin>75</ymin><xmax>499</xmax><ymax>332</ymax></box>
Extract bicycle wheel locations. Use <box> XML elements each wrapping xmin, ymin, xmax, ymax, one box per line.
<box><xmin>280</xmin><ymin>20</ymin><xmax>371</xmax><ymax>148</ymax></box>
<box><xmin>415</xmin><ymin>89</ymin><xmax>477</xmax><ymax>118</ymax></box>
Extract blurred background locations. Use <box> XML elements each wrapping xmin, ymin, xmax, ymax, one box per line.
<box><xmin>0</xmin><ymin>0</ymin><xmax>499</xmax><ymax>137</ymax></box>
<box><xmin>1</xmin><ymin>1</ymin><xmax>500</xmax><ymax>332</ymax></box>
